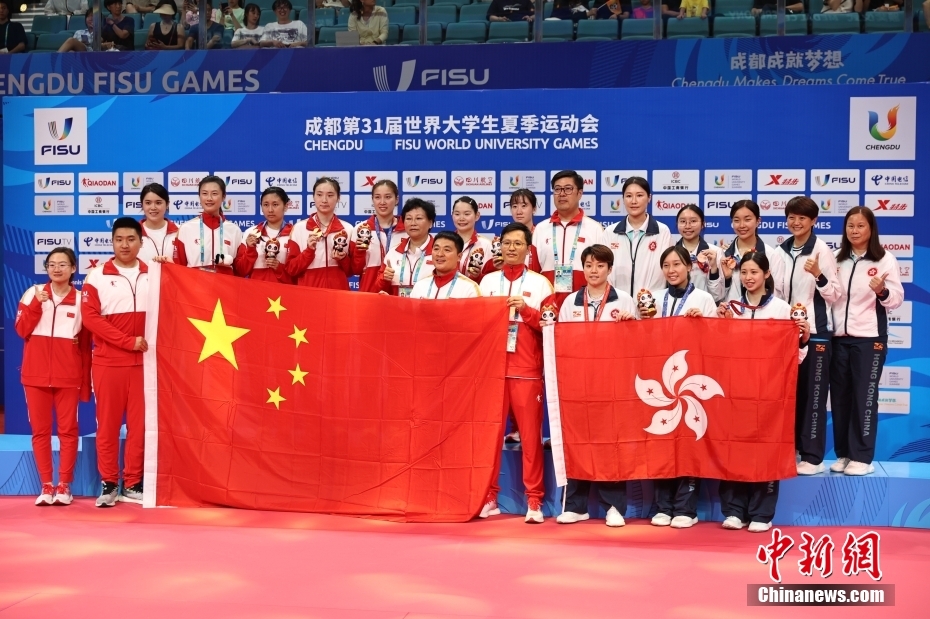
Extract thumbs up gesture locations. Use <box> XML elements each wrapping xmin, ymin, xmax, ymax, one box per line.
<box><xmin>382</xmin><ymin>260</ymin><xmax>395</xmax><ymax>283</ymax></box>
<box><xmin>804</xmin><ymin>253</ymin><xmax>822</xmax><ymax>278</ymax></box>
<box><xmin>869</xmin><ymin>272</ymin><xmax>888</xmax><ymax>295</ymax></box>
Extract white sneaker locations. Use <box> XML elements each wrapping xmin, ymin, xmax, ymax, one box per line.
<box><xmin>748</xmin><ymin>521</ymin><xmax>773</xmax><ymax>533</ymax></box>
<box><xmin>830</xmin><ymin>458</ymin><xmax>851</xmax><ymax>473</ymax></box>
<box><xmin>651</xmin><ymin>513</ymin><xmax>672</xmax><ymax>527</ymax></box>
<box><xmin>525</xmin><ymin>499</ymin><xmax>544</xmax><ymax>524</ymax></box>
<box><xmin>479</xmin><ymin>499</ymin><xmax>500</xmax><ymax>519</ymax></box>
<box><xmin>605</xmin><ymin>506</ymin><xmax>625</xmax><ymax>527</ymax></box>
<box><xmin>52</xmin><ymin>482</ymin><xmax>73</xmax><ymax>506</ymax></box>
<box><xmin>797</xmin><ymin>461</ymin><xmax>826</xmax><ymax>475</ymax></box>
<box><xmin>556</xmin><ymin>511</ymin><xmax>590</xmax><ymax>524</ymax></box>
<box><xmin>796</xmin><ymin>451</ymin><xmax>802</xmax><ymax>464</ymax></box>
<box><xmin>843</xmin><ymin>461</ymin><xmax>875</xmax><ymax>476</ymax></box>
<box><xmin>722</xmin><ymin>516</ymin><xmax>745</xmax><ymax>530</ymax></box>
<box><xmin>670</xmin><ymin>515</ymin><xmax>698</xmax><ymax>529</ymax></box>
<box><xmin>35</xmin><ymin>483</ymin><xmax>55</xmax><ymax>506</ymax></box>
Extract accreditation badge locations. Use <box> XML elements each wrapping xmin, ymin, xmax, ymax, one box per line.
<box><xmin>554</xmin><ymin>264</ymin><xmax>573</xmax><ymax>293</ymax></box>
<box><xmin>506</xmin><ymin>322</ymin><xmax>518</xmax><ymax>353</ymax></box>
<box><xmin>398</xmin><ymin>285</ymin><xmax>413</xmax><ymax>298</ymax></box>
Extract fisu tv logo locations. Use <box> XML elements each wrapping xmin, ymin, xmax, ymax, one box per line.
<box><xmin>373</xmin><ymin>60</ymin><xmax>489</xmax><ymax>91</ymax></box>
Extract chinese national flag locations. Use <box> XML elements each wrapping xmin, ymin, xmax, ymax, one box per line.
<box><xmin>142</xmin><ymin>264</ymin><xmax>509</xmax><ymax>522</ymax></box>
<box><xmin>544</xmin><ymin>318</ymin><xmax>799</xmax><ymax>484</ymax></box>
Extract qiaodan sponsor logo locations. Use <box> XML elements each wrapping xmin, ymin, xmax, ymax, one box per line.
<box><xmin>652</xmin><ymin>195</ymin><xmax>700</xmax><ymax>215</ymax></box>
<box><xmin>79</xmin><ymin>173</ymin><xmax>119</xmax><ymax>193</ymax></box>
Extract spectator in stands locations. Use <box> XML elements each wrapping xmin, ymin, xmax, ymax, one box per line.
<box><xmin>218</xmin><ymin>0</ymin><xmax>245</xmax><ymax>30</ymax></box>
<box><xmin>316</xmin><ymin>0</ymin><xmax>350</xmax><ymax>8</ymax></box>
<box><xmin>231</xmin><ymin>2</ymin><xmax>262</xmax><ymax>47</ymax></box>
<box><xmin>57</xmin><ymin>7</ymin><xmax>93</xmax><ymax>50</ymax></box>
<box><xmin>860</xmin><ymin>0</ymin><xmax>901</xmax><ymax>12</ymax></box>
<box><xmin>260</xmin><ymin>0</ymin><xmax>308</xmax><ymax>47</ymax></box>
<box><xmin>0</xmin><ymin>0</ymin><xmax>27</xmax><ymax>53</ymax></box>
<box><xmin>550</xmin><ymin>0</ymin><xmax>590</xmax><ymax>21</ymax></box>
<box><xmin>126</xmin><ymin>0</ymin><xmax>158</xmax><ymax>15</ymax></box>
<box><xmin>631</xmin><ymin>0</ymin><xmax>654</xmax><ymax>18</ymax></box>
<box><xmin>487</xmin><ymin>0</ymin><xmax>535</xmax><ymax>22</ymax></box>
<box><xmin>661</xmin><ymin>0</ymin><xmax>681</xmax><ymax>20</ymax></box>
<box><xmin>678</xmin><ymin>0</ymin><xmax>708</xmax><ymax>18</ymax></box>
<box><xmin>146</xmin><ymin>1</ymin><xmax>185</xmax><ymax>49</ymax></box>
<box><xmin>44</xmin><ymin>0</ymin><xmax>87</xmax><ymax>15</ymax></box>
<box><xmin>102</xmin><ymin>0</ymin><xmax>135</xmax><ymax>50</ymax></box>
<box><xmin>589</xmin><ymin>0</ymin><xmax>629</xmax><ymax>20</ymax></box>
<box><xmin>182</xmin><ymin>0</ymin><xmax>199</xmax><ymax>30</ymax></box>
<box><xmin>348</xmin><ymin>0</ymin><xmax>388</xmax><ymax>45</ymax></box>
<box><xmin>751</xmin><ymin>0</ymin><xmax>804</xmax><ymax>15</ymax></box>
<box><xmin>185</xmin><ymin>0</ymin><xmax>224</xmax><ymax>48</ymax></box>
<box><xmin>925</xmin><ymin>0</ymin><xmax>930</xmax><ymax>28</ymax></box>
<box><xmin>822</xmin><ymin>0</ymin><xmax>854</xmax><ymax>12</ymax></box>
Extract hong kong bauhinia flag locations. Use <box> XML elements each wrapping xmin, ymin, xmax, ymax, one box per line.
<box><xmin>543</xmin><ymin>318</ymin><xmax>799</xmax><ymax>485</ymax></box>
<box><xmin>142</xmin><ymin>264</ymin><xmax>509</xmax><ymax>522</ymax></box>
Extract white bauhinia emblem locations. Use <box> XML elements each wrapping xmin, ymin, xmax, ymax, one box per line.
<box><xmin>636</xmin><ymin>350</ymin><xmax>724</xmax><ymax>440</ymax></box>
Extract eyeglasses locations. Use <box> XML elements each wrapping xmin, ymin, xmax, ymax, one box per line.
<box><xmin>552</xmin><ymin>186</ymin><xmax>576</xmax><ymax>195</ymax></box>
<box><xmin>501</xmin><ymin>241</ymin><xmax>526</xmax><ymax>248</ymax></box>
<box><xmin>46</xmin><ymin>263</ymin><xmax>72</xmax><ymax>270</ymax></box>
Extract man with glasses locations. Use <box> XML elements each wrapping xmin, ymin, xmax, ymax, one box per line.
<box><xmin>478</xmin><ymin>223</ymin><xmax>554</xmax><ymax>524</ymax></box>
<box><xmin>533</xmin><ymin>170</ymin><xmax>606</xmax><ymax>304</ymax></box>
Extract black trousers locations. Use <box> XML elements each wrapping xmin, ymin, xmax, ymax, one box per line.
<box><xmin>719</xmin><ymin>480</ymin><xmax>779</xmax><ymax>524</ymax></box>
<box><xmin>654</xmin><ymin>477</ymin><xmax>699</xmax><ymax>518</ymax></box>
<box><xmin>563</xmin><ymin>479</ymin><xmax>626</xmax><ymax>515</ymax></box>
<box><xmin>796</xmin><ymin>338</ymin><xmax>832</xmax><ymax>465</ymax></box>
<box><xmin>830</xmin><ymin>336</ymin><xmax>886</xmax><ymax>464</ymax></box>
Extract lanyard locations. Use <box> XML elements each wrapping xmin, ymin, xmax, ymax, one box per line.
<box><xmin>199</xmin><ymin>215</ymin><xmax>224</xmax><ymax>266</ymax></box>
<box><xmin>399</xmin><ymin>247</ymin><xmax>426</xmax><ymax>286</ymax></box>
<box><xmin>662</xmin><ymin>283</ymin><xmax>694</xmax><ymax>318</ymax></box>
<box><xmin>499</xmin><ymin>268</ymin><xmax>528</xmax><ymax>298</ymax></box>
<box><xmin>729</xmin><ymin>292</ymin><xmax>774</xmax><ymax>317</ymax></box>
<box><xmin>552</xmin><ymin>221</ymin><xmax>581</xmax><ymax>267</ymax></box>
<box><xmin>427</xmin><ymin>274</ymin><xmax>459</xmax><ymax>299</ymax></box>
<box><xmin>374</xmin><ymin>217</ymin><xmax>395</xmax><ymax>262</ymax></box>
<box><xmin>583</xmin><ymin>286</ymin><xmax>611</xmax><ymax>322</ymax></box>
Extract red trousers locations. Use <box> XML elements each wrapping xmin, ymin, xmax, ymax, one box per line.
<box><xmin>490</xmin><ymin>378</ymin><xmax>545</xmax><ymax>502</ymax></box>
<box><xmin>24</xmin><ymin>385</ymin><xmax>80</xmax><ymax>483</ymax></box>
<box><xmin>93</xmin><ymin>364</ymin><xmax>144</xmax><ymax>486</ymax></box>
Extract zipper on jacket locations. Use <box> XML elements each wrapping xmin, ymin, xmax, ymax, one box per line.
<box><xmin>842</xmin><ymin>260</ymin><xmax>859</xmax><ymax>338</ymax></box>
<box><xmin>113</xmin><ymin>271</ymin><xmax>142</xmax><ymax>362</ymax></box>
<box><xmin>48</xmin><ymin>296</ymin><xmax>57</xmax><ymax>387</ymax></box>
<box><xmin>627</xmin><ymin>233</ymin><xmax>646</xmax><ymax>297</ymax></box>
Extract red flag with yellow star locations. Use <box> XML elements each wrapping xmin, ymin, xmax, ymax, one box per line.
<box><xmin>142</xmin><ymin>264</ymin><xmax>509</xmax><ymax>522</ymax></box>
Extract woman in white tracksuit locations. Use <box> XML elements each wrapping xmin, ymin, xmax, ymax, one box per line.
<box><xmin>829</xmin><ymin>207</ymin><xmax>904</xmax><ymax>477</ymax></box>
<box><xmin>717</xmin><ymin>251</ymin><xmax>810</xmax><ymax>533</ymax></box>
<box><xmin>604</xmin><ymin>176</ymin><xmax>673</xmax><ymax>299</ymax></box>
<box><xmin>775</xmin><ymin>197</ymin><xmax>842</xmax><ymax>476</ymax></box>
<box><xmin>640</xmin><ymin>245</ymin><xmax>717</xmax><ymax>529</ymax></box>
<box><xmin>719</xmin><ymin>199</ymin><xmax>785</xmax><ymax>302</ymax></box>
<box><xmin>675</xmin><ymin>204</ymin><xmax>724</xmax><ymax>302</ymax></box>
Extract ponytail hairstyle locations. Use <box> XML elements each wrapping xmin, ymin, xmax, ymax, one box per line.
<box><xmin>312</xmin><ymin>176</ymin><xmax>341</xmax><ymax>198</ymax></box>
<box><xmin>659</xmin><ymin>245</ymin><xmax>692</xmax><ymax>271</ymax></box>
<box><xmin>452</xmin><ymin>195</ymin><xmax>479</xmax><ymax>214</ymax></box>
<box><xmin>371</xmin><ymin>179</ymin><xmax>399</xmax><ymax>199</ymax></box>
<box><xmin>740</xmin><ymin>251</ymin><xmax>774</xmax><ymax>296</ymax></box>
<box><xmin>836</xmin><ymin>206</ymin><xmax>885</xmax><ymax>263</ymax></box>
<box><xmin>261</xmin><ymin>186</ymin><xmax>290</xmax><ymax>206</ymax></box>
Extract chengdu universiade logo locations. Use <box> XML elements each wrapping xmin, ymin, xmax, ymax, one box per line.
<box><xmin>637</xmin><ymin>350</ymin><xmax>724</xmax><ymax>440</ymax></box>
<box><xmin>868</xmin><ymin>106</ymin><xmax>898</xmax><ymax>142</ymax></box>
<box><xmin>48</xmin><ymin>118</ymin><xmax>73</xmax><ymax>141</ymax></box>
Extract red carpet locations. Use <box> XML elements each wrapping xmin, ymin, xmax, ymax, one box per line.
<box><xmin>0</xmin><ymin>497</ymin><xmax>927</xmax><ymax>618</ymax></box>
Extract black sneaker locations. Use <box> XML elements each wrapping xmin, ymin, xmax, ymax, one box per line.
<box><xmin>95</xmin><ymin>481</ymin><xmax>119</xmax><ymax>508</ymax></box>
<box><xmin>120</xmin><ymin>481</ymin><xmax>143</xmax><ymax>504</ymax></box>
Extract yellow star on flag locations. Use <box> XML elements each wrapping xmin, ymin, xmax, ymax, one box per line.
<box><xmin>288</xmin><ymin>364</ymin><xmax>309</xmax><ymax>385</ymax></box>
<box><xmin>188</xmin><ymin>300</ymin><xmax>250</xmax><ymax>369</ymax></box>
<box><xmin>267</xmin><ymin>297</ymin><xmax>286</xmax><ymax>319</ymax></box>
<box><xmin>289</xmin><ymin>325</ymin><xmax>308</xmax><ymax>348</ymax></box>
<box><xmin>266</xmin><ymin>387</ymin><xmax>286</xmax><ymax>410</ymax></box>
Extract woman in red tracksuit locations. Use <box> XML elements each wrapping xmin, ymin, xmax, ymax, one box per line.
<box><xmin>15</xmin><ymin>247</ymin><xmax>90</xmax><ymax>506</ymax></box>
<box><xmin>352</xmin><ymin>179</ymin><xmax>407</xmax><ymax>293</ymax></box>
<box><xmin>233</xmin><ymin>186</ymin><xmax>295</xmax><ymax>283</ymax></box>
<box><xmin>286</xmin><ymin>177</ymin><xmax>355</xmax><ymax>289</ymax></box>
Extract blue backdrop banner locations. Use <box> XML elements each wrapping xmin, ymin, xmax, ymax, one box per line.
<box><xmin>0</xmin><ymin>34</ymin><xmax>926</xmax><ymax>97</ymax></box>
<box><xmin>3</xmin><ymin>83</ymin><xmax>926</xmax><ymax>465</ymax></box>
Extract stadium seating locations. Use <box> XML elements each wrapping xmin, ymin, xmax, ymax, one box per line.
<box><xmin>621</xmin><ymin>18</ymin><xmax>655</xmax><ymax>40</ymax></box>
<box><xmin>34</xmin><ymin>32</ymin><xmax>71</xmax><ymax>51</ymax></box>
<box><xmin>427</xmin><ymin>5</ymin><xmax>458</xmax><ymax>25</ymax></box>
<box><xmin>386</xmin><ymin>5</ymin><xmax>417</xmax><ymax>26</ymax></box>
<box><xmin>260</xmin><ymin>9</ymin><xmax>296</xmax><ymax>25</ymax></box>
<box><xmin>714</xmin><ymin>0</ymin><xmax>753</xmax><ymax>15</ymax></box>
<box><xmin>313</xmin><ymin>8</ymin><xmax>337</xmax><ymax>27</ymax></box>
<box><xmin>434</xmin><ymin>0</ymin><xmax>473</xmax><ymax>7</ymax></box>
<box><xmin>666</xmin><ymin>16</ymin><xmax>710</xmax><ymax>38</ymax></box>
<box><xmin>811</xmin><ymin>12</ymin><xmax>861</xmax><ymax>34</ymax></box>
<box><xmin>316</xmin><ymin>24</ymin><xmax>348</xmax><ymax>46</ymax></box>
<box><xmin>713</xmin><ymin>15</ymin><xmax>756</xmax><ymax>37</ymax></box>
<box><xmin>443</xmin><ymin>21</ymin><xmax>487</xmax><ymax>43</ymax></box>
<box><xmin>541</xmin><ymin>18</ymin><xmax>574</xmax><ymax>41</ymax></box>
<box><xmin>400</xmin><ymin>21</ymin><xmax>443</xmax><ymax>43</ymax></box>
<box><xmin>458</xmin><ymin>4</ymin><xmax>488</xmax><ymax>21</ymax></box>
<box><xmin>30</xmin><ymin>15</ymin><xmax>67</xmax><ymax>35</ymax></box>
<box><xmin>576</xmin><ymin>19</ymin><xmax>618</xmax><ymax>40</ymax></box>
<box><xmin>134</xmin><ymin>30</ymin><xmax>148</xmax><ymax>49</ymax></box>
<box><xmin>863</xmin><ymin>11</ymin><xmax>905</xmax><ymax>33</ymax></box>
<box><xmin>488</xmin><ymin>21</ymin><xmax>529</xmax><ymax>42</ymax></box>
<box><xmin>759</xmin><ymin>13</ymin><xmax>809</xmax><ymax>35</ymax></box>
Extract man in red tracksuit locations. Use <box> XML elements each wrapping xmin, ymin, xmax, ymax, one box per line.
<box><xmin>82</xmin><ymin>218</ymin><xmax>150</xmax><ymax>507</ymax></box>
<box><xmin>478</xmin><ymin>222</ymin><xmax>554</xmax><ymax>523</ymax></box>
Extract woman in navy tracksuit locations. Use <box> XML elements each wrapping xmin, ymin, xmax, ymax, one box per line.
<box><xmin>717</xmin><ymin>251</ymin><xmax>810</xmax><ymax>532</ymax></box>
<box><xmin>829</xmin><ymin>207</ymin><xmax>904</xmax><ymax>477</ymax></box>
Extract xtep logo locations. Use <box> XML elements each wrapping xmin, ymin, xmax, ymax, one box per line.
<box><xmin>48</xmin><ymin>117</ymin><xmax>72</xmax><ymax>140</ymax></box>
<box><xmin>869</xmin><ymin>106</ymin><xmax>898</xmax><ymax>141</ymax></box>
<box><xmin>766</xmin><ymin>175</ymin><xmax>798</xmax><ymax>187</ymax></box>
<box><xmin>363</xmin><ymin>175</ymin><xmax>377</xmax><ymax>187</ymax></box>
<box><xmin>637</xmin><ymin>350</ymin><xmax>724</xmax><ymax>440</ymax></box>
<box><xmin>373</xmin><ymin>60</ymin><xmax>416</xmax><ymax>92</ymax></box>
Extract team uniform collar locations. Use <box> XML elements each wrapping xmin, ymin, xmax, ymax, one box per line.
<box><xmin>367</xmin><ymin>215</ymin><xmax>405</xmax><ymax>233</ymax></box>
<box><xmin>677</xmin><ymin>236</ymin><xmax>710</xmax><ymax>254</ymax></box>
<box><xmin>502</xmin><ymin>263</ymin><xmax>527</xmax><ymax>281</ymax></box>
<box><xmin>667</xmin><ymin>283</ymin><xmax>690</xmax><ymax>298</ymax></box>
<box><xmin>139</xmin><ymin>218</ymin><xmax>179</xmax><ymax>236</ymax></box>
<box><xmin>573</xmin><ymin>285</ymin><xmax>618</xmax><ymax>306</ymax></box>
<box><xmin>259</xmin><ymin>221</ymin><xmax>293</xmax><ymax>237</ymax></box>
<box><xmin>549</xmin><ymin>209</ymin><xmax>584</xmax><ymax>225</ymax></box>
<box><xmin>725</xmin><ymin>235</ymin><xmax>766</xmax><ymax>258</ymax></box>
<box><xmin>202</xmin><ymin>211</ymin><xmax>225</xmax><ymax>230</ymax></box>
<box><xmin>41</xmin><ymin>282</ymin><xmax>79</xmax><ymax>305</ymax></box>
<box><xmin>431</xmin><ymin>270</ymin><xmax>457</xmax><ymax>289</ymax></box>
<box><xmin>397</xmin><ymin>235</ymin><xmax>433</xmax><ymax>255</ymax></box>
<box><xmin>306</xmin><ymin>214</ymin><xmax>345</xmax><ymax>234</ymax></box>
<box><xmin>102</xmin><ymin>257</ymin><xmax>148</xmax><ymax>276</ymax></box>
<box><xmin>780</xmin><ymin>232</ymin><xmax>818</xmax><ymax>257</ymax></box>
